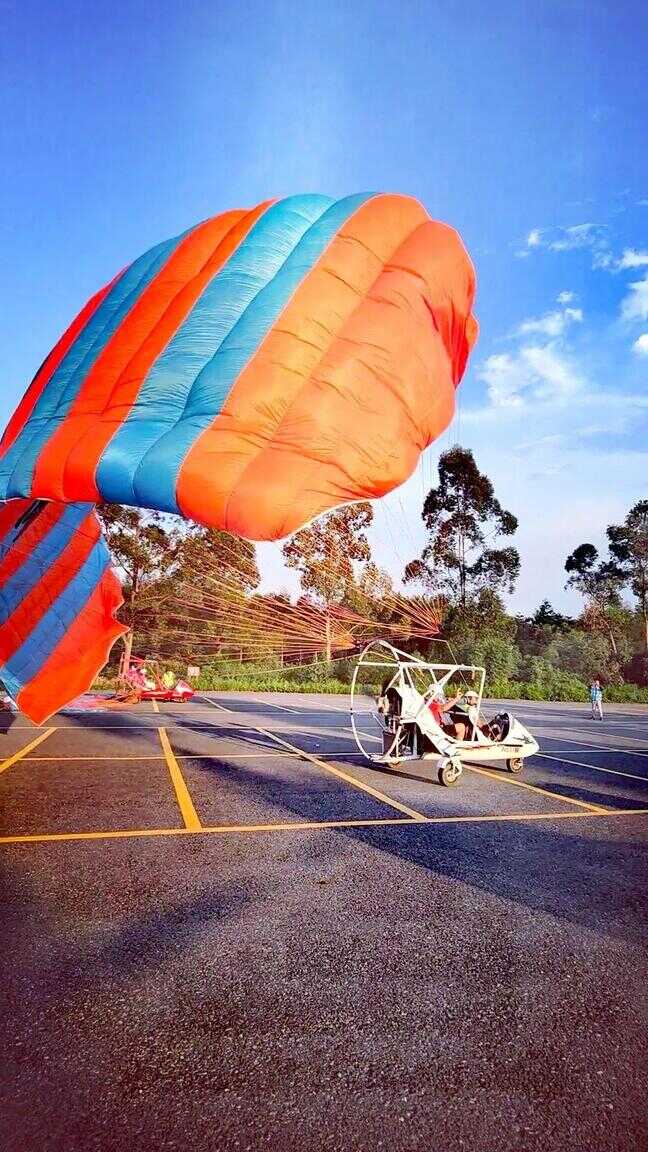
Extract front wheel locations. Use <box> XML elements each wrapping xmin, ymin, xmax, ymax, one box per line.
<box><xmin>506</xmin><ymin>757</ymin><xmax>524</xmax><ymax>774</ymax></box>
<box><xmin>438</xmin><ymin>757</ymin><xmax>462</xmax><ymax>787</ymax></box>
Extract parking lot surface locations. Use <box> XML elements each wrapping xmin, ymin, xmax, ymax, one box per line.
<box><xmin>1</xmin><ymin>693</ymin><xmax>647</xmax><ymax>1151</ymax></box>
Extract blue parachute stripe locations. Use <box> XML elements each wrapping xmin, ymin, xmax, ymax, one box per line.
<box><xmin>94</xmin><ymin>193</ymin><xmax>371</xmax><ymax>512</ymax></box>
<box><xmin>0</xmin><ymin>503</ymin><xmax>93</xmax><ymax>627</ymax></box>
<box><xmin>1</xmin><ymin>539</ymin><xmax>111</xmax><ymax>700</ymax></box>
<box><xmin>0</xmin><ymin>224</ymin><xmax>195</xmax><ymax>500</ymax></box>
<box><xmin>95</xmin><ymin>194</ymin><xmax>333</xmax><ymax>506</ymax></box>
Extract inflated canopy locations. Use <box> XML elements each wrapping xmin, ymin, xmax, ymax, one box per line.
<box><xmin>0</xmin><ymin>499</ymin><xmax>126</xmax><ymax>722</ymax></box>
<box><xmin>0</xmin><ymin>193</ymin><xmax>477</xmax><ymax>540</ymax></box>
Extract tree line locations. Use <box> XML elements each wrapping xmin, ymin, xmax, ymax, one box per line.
<box><xmin>98</xmin><ymin>446</ymin><xmax>648</xmax><ymax>699</ymax></box>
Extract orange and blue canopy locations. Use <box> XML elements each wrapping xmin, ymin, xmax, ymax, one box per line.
<box><xmin>0</xmin><ymin>193</ymin><xmax>477</xmax><ymax>541</ymax></box>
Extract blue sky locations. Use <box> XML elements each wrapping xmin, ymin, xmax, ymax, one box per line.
<box><xmin>1</xmin><ymin>0</ymin><xmax>646</xmax><ymax>613</ymax></box>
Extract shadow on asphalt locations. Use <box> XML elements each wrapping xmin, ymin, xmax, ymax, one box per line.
<box><xmin>10</xmin><ymin>807</ymin><xmax>645</xmax><ymax>1006</ymax></box>
<box><xmin>57</xmin><ymin>713</ymin><xmax>644</xmax><ymax>815</ymax></box>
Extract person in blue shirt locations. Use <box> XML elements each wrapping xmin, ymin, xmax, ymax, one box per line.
<box><xmin>590</xmin><ymin>679</ymin><xmax>603</xmax><ymax>720</ymax></box>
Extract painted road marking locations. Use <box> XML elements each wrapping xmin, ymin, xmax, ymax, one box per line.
<box><xmin>241</xmin><ymin>697</ymin><xmax>301</xmax><ymax>714</ymax></box>
<box><xmin>546</xmin><ymin>739</ymin><xmax>648</xmax><ymax>760</ymax></box>
<box><xmin>536</xmin><ymin>752</ymin><xmax>648</xmax><ymax>784</ymax></box>
<box><xmin>0</xmin><ymin>728</ymin><xmax>57</xmax><ymax>775</ymax></box>
<box><xmin>158</xmin><ymin>728</ymin><xmax>201</xmax><ymax>831</ymax></box>
<box><xmin>1</xmin><ymin>807</ymin><xmax>647</xmax><ymax>847</ymax></box>
<box><xmin>462</xmin><ymin>762</ymin><xmax>608</xmax><ymax>813</ymax></box>
<box><xmin>151</xmin><ymin>699</ymin><xmax>160</xmax><ymax>714</ymax></box>
<box><xmin>533</xmin><ymin>748</ymin><xmax>648</xmax><ymax>755</ymax></box>
<box><xmin>20</xmin><ymin>752</ymin><xmax>296</xmax><ymax>763</ymax></box>
<box><xmin>199</xmin><ymin>695</ymin><xmax>427</xmax><ymax>822</ymax></box>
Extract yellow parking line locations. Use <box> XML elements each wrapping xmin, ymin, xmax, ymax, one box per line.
<box><xmin>0</xmin><ymin>728</ymin><xmax>57</xmax><ymax>775</ymax></box>
<box><xmin>199</xmin><ymin>695</ymin><xmax>427</xmax><ymax>821</ymax></box>
<box><xmin>463</xmin><ymin>762</ymin><xmax>608</xmax><ymax>813</ymax></box>
<box><xmin>1</xmin><ymin>807</ymin><xmax>647</xmax><ymax>847</ymax></box>
<box><xmin>20</xmin><ymin>752</ymin><xmax>290</xmax><ymax>762</ymax></box>
<box><xmin>151</xmin><ymin>699</ymin><xmax>160</xmax><ymax>714</ymax></box>
<box><xmin>23</xmin><ymin>755</ymin><xmax>168</xmax><ymax>762</ymax></box>
<box><xmin>158</xmin><ymin>728</ymin><xmax>201</xmax><ymax>831</ymax></box>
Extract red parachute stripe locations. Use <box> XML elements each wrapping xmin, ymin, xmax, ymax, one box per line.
<box><xmin>0</xmin><ymin>274</ymin><xmax>122</xmax><ymax>458</ymax></box>
<box><xmin>18</xmin><ymin>569</ymin><xmax>126</xmax><ymax>725</ymax></box>
<box><xmin>0</xmin><ymin>510</ymin><xmax>100</xmax><ymax>666</ymax></box>
<box><xmin>0</xmin><ymin>501</ymin><xmax>65</xmax><ymax>586</ymax></box>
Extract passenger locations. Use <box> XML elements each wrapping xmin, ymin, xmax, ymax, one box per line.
<box><xmin>448</xmin><ymin>689</ymin><xmax>483</xmax><ymax>741</ymax></box>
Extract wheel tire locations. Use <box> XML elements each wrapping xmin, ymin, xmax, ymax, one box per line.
<box><xmin>438</xmin><ymin>757</ymin><xmax>462</xmax><ymax>787</ymax></box>
<box><xmin>506</xmin><ymin>757</ymin><xmax>524</xmax><ymax>774</ymax></box>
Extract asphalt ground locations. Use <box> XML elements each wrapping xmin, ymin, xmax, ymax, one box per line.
<box><xmin>1</xmin><ymin>693</ymin><xmax>647</xmax><ymax>1151</ymax></box>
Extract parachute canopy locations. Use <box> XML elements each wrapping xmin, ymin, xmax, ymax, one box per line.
<box><xmin>0</xmin><ymin>193</ymin><xmax>477</xmax><ymax>541</ymax></box>
<box><xmin>0</xmin><ymin>500</ymin><xmax>126</xmax><ymax>723</ymax></box>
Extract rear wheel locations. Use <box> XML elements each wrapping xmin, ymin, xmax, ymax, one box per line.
<box><xmin>438</xmin><ymin>757</ymin><xmax>462</xmax><ymax>787</ymax></box>
<box><xmin>506</xmin><ymin>757</ymin><xmax>523</xmax><ymax>774</ymax></box>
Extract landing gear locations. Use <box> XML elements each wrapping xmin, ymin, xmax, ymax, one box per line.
<box><xmin>506</xmin><ymin>757</ymin><xmax>523</xmax><ymax>774</ymax></box>
<box><xmin>438</xmin><ymin>757</ymin><xmax>463</xmax><ymax>787</ymax></box>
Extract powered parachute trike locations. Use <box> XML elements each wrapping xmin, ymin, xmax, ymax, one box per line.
<box><xmin>350</xmin><ymin>641</ymin><xmax>539</xmax><ymax>787</ymax></box>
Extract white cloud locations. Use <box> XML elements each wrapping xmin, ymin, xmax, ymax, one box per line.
<box><xmin>633</xmin><ymin>333</ymin><xmax>648</xmax><ymax>355</ymax></box>
<box><xmin>548</xmin><ymin>222</ymin><xmax>596</xmax><ymax>251</ymax></box>
<box><xmin>522</xmin><ymin>345</ymin><xmax>582</xmax><ymax>401</ymax></box>
<box><xmin>617</xmin><ymin>248</ymin><xmax>648</xmax><ymax>270</ymax></box>
<box><xmin>520</xmin><ymin>221</ymin><xmax>612</xmax><ymax>269</ymax></box>
<box><xmin>518</xmin><ymin>306</ymin><xmax>583</xmax><ymax>338</ymax></box>
<box><xmin>621</xmin><ymin>274</ymin><xmax>648</xmax><ymax>322</ymax></box>
<box><xmin>477</xmin><ymin>353</ymin><xmax>525</xmax><ymax>408</ymax></box>
<box><xmin>477</xmin><ymin>342</ymin><xmax>582</xmax><ymax>409</ymax></box>
<box><xmin>557</xmin><ymin>291</ymin><xmax>575</xmax><ymax>304</ymax></box>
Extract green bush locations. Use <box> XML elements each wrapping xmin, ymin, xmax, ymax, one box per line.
<box><xmin>543</xmin><ymin>630</ymin><xmax>622</xmax><ymax>685</ymax></box>
<box><xmin>605</xmin><ymin>683</ymin><xmax>648</xmax><ymax>704</ymax></box>
<box><xmin>194</xmin><ymin>667</ymin><xmax>352</xmax><ymax>694</ymax></box>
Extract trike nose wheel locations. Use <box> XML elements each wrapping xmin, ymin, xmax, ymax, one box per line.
<box><xmin>438</xmin><ymin>757</ymin><xmax>463</xmax><ymax>787</ymax></box>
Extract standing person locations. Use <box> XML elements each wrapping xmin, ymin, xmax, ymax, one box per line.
<box><xmin>590</xmin><ymin>679</ymin><xmax>604</xmax><ymax>721</ymax></box>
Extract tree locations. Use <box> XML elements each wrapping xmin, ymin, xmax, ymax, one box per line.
<box><xmin>565</xmin><ymin>542</ymin><xmax>627</xmax><ymax>659</ymax></box>
<box><xmin>607</xmin><ymin>500</ymin><xmax>648</xmax><ymax>651</ymax></box>
<box><xmin>169</xmin><ymin>526</ymin><xmax>260</xmax><ymax>662</ymax></box>
<box><xmin>515</xmin><ymin>600</ymin><xmax>571</xmax><ymax>659</ymax></box>
<box><xmin>404</xmin><ymin>447</ymin><xmax>520</xmax><ymax>607</ymax></box>
<box><xmin>98</xmin><ymin>504</ymin><xmax>181</xmax><ymax>668</ymax></box>
<box><xmin>341</xmin><ymin>562</ymin><xmax>394</xmax><ymax>619</ymax></box>
<box><xmin>282</xmin><ymin>504</ymin><xmax>373</xmax><ymax>660</ymax></box>
<box><xmin>441</xmin><ymin>590</ymin><xmax>520</xmax><ymax>684</ymax></box>
<box><xmin>99</xmin><ymin>507</ymin><xmax>262</xmax><ymax>666</ymax></box>
<box><xmin>176</xmin><ymin>525</ymin><xmax>259</xmax><ymax>593</ymax></box>
<box><xmin>532</xmin><ymin>600</ymin><xmax>569</xmax><ymax>631</ymax></box>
